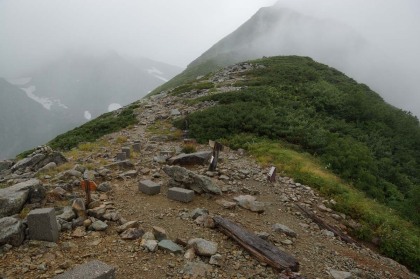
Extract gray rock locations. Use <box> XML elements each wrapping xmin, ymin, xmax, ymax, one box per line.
<box><xmin>116</xmin><ymin>221</ymin><xmax>138</xmax><ymax>234</ymax></box>
<box><xmin>190</xmin><ymin>208</ymin><xmax>209</xmax><ymax>219</ymax></box>
<box><xmin>97</xmin><ymin>182</ymin><xmax>112</xmax><ymax>192</ymax></box>
<box><xmin>57</xmin><ymin>206</ymin><xmax>76</xmax><ymax>222</ymax></box>
<box><xmin>27</xmin><ymin>208</ymin><xmax>59</xmax><ymax>242</ymax></box>
<box><xmin>0</xmin><ymin>160</ymin><xmax>14</xmax><ymax>172</ymax></box>
<box><xmin>234</xmin><ymin>195</ymin><xmax>265</xmax><ymax>213</ymax></box>
<box><xmin>329</xmin><ymin>270</ymin><xmax>353</xmax><ymax>279</ymax></box>
<box><xmin>0</xmin><ymin>179</ymin><xmax>44</xmax><ymax>218</ymax></box>
<box><xmin>209</xmin><ymin>254</ymin><xmax>222</xmax><ymax>266</ymax></box>
<box><xmin>120</xmin><ymin>228</ymin><xmax>144</xmax><ymax>240</ymax></box>
<box><xmin>163</xmin><ymin>166</ymin><xmax>221</xmax><ymax>195</ymax></box>
<box><xmin>188</xmin><ymin>238</ymin><xmax>218</xmax><ymax>256</ymax></box>
<box><xmin>142</xmin><ymin>239</ymin><xmax>158</xmax><ymax>252</ymax></box>
<box><xmin>170</xmin><ymin>109</ymin><xmax>181</xmax><ymax>116</ymax></box>
<box><xmin>167</xmin><ymin>151</ymin><xmax>212</xmax><ymax>166</ymax></box>
<box><xmin>158</xmin><ymin>239</ymin><xmax>183</xmax><ymax>254</ymax></box>
<box><xmin>91</xmin><ymin>220</ymin><xmax>108</xmax><ymax>231</ymax></box>
<box><xmin>105</xmin><ymin>160</ymin><xmax>134</xmax><ymax>170</ymax></box>
<box><xmin>216</xmin><ymin>199</ymin><xmax>236</xmax><ymax>209</ymax></box>
<box><xmin>322</xmin><ymin>229</ymin><xmax>335</xmax><ymax>237</ymax></box>
<box><xmin>272</xmin><ymin>223</ymin><xmax>297</xmax><ymax>238</ymax></box>
<box><xmin>87</xmin><ymin>206</ymin><xmax>106</xmax><ymax>219</ymax></box>
<box><xmin>53</xmin><ymin>259</ymin><xmax>115</xmax><ymax>279</ymax></box>
<box><xmin>11</xmin><ymin>151</ymin><xmax>66</xmax><ymax>173</ymax></box>
<box><xmin>37</xmin><ymin>162</ymin><xmax>57</xmax><ymax>173</ymax></box>
<box><xmin>152</xmin><ymin>226</ymin><xmax>168</xmax><ymax>241</ymax></box>
<box><xmin>182</xmin><ymin>262</ymin><xmax>212</xmax><ymax>277</ymax></box>
<box><xmin>0</xmin><ymin>217</ymin><xmax>25</xmax><ymax>246</ymax></box>
<box><xmin>120</xmin><ymin>170</ymin><xmax>137</xmax><ymax>178</ymax></box>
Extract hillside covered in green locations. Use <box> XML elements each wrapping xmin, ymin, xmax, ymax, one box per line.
<box><xmin>171</xmin><ymin>56</ymin><xmax>419</xmax><ymax>271</ymax></box>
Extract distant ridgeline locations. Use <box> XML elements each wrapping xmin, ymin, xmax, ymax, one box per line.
<box><xmin>175</xmin><ymin>56</ymin><xmax>420</xmax><ymax>226</ymax></box>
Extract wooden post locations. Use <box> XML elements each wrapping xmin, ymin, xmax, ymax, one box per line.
<box><xmin>209</xmin><ymin>140</ymin><xmax>223</xmax><ymax>171</ymax></box>
<box><xmin>267</xmin><ymin>166</ymin><xmax>276</xmax><ymax>182</ymax></box>
<box><xmin>84</xmin><ymin>179</ymin><xmax>91</xmax><ymax>205</ymax></box>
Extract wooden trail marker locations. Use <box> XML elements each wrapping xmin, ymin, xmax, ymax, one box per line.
<box><xmin>208</xmin><ymin>140</ymin><xmax>224</xmax><ymax>171</ymax></box>
<box><xmin>267</xmin><ymin>166</ymin><xmax>276</xmax><ymax>183</ymax></box>
<box><xmin>81</xmin><ymin>180</ymin><xmax>97</xmax><ymax>205</ymax></box>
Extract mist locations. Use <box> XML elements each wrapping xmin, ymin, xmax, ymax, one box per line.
<box><xmin>0</xmin><ymin>0</ymin><xmax>419</xmax><ymax>117</ymax></box>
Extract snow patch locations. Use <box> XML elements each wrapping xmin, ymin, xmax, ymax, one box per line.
<box><xmin>147</xmin><ymin>67</ymin><xmax>163</xmax><ymax>75</ymax></box>
<box><xmin>84</xmin><ymin>111</ymin><xmax>92</xmax><ymax>120</ymax></box>
<box><xmin>108</xmin><ymin>103</ymin><xmax>122</xmax><ymax>112</ymax></box>
<box><xmin>20</xmin><ymin>86</ymin><xmax>69</xmax><ymax>110</ymax></box>
<box><xmin>154</xmin><ymin>75</ymin><xmax>169</xmax><ymax>82</ymax></box>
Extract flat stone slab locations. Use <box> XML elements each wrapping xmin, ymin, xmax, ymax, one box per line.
<box><xmin>0</xmin><ymin>217</ymin><xmax>25</xmax><ymax>247</ymax></box>
<box><xmin>167</xmin><ymin>187</ymin><xmax>194</xmax><ymax>203</ymax></box>
<box><xmin>158</xmin><ymin>239</ymin><xmax>183</xmax><ymax>254</ymax></box>
<box><xmin>53</xmin><ymin>260</ymin><xmax>115</xmax><ymax>279</ymax></box>
<box><xmin>27</xmin><ymin>207</ymin><xmax>59</xmax><ymax>242</ymax></box>
<box><xmin>167</xmin><ymin>151</ymin><xmax>212</xmax><ymax>166</ymax></box>
<box><xmin>139</xmin><ymin>180</ymin><xmax>161</xmax><ymax>195</ymax></box>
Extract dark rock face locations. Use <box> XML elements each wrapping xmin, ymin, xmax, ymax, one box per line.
<box><xmin>163</xmin><ymin>166</ymin><xmax>221</xmax><ymax>195</ymax></box>
<box><xmin>11</xmin><ymin>148</ymin><xmax>67</xmax><ymax>173</ymax></box>
<box><xmin>0</xmin><ymin>179</ymin><xmax>44</xmax><ymax>218</ymax></box>
<box><xmin>0</xmin><ymin>217</ymin><xmax>25</xmax><ymax>247</ymax></box>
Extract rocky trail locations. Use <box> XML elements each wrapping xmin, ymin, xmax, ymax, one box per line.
<box><xmin>0</xmin><ymin>64</ymin><xmax>418</xmax><ymax>279</ymax></box>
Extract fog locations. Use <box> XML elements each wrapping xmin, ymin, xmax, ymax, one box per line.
<box><xmin>0</xmin><ymin>0</ymin><xmax>419</xmax><ymax>117</ymax></box>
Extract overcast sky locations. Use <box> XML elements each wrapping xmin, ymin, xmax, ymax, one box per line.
<box><xmin>0</xmin><ymin>0</ymin><xmax>419</xmax><ymax>116</ymax></box>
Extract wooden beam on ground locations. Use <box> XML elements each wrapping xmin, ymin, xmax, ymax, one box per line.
<box><xmin>213</xmin><ymin>216</ymin><xmax>300</xmax><ymax>272</ymax></box>
<box><xmin>296</xmin><ymin>204</ymin><xmax>360</xmax><ymax>247</ymax></box>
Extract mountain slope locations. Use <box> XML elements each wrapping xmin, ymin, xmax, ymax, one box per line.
<box><xmin>0</xmin><ymin>52</ymin><xmax>182</xmax><ymax>159</ymax></box>
<box><xmin>0</xmin><ymin>78</ymin><xmax>74</xmax><ymax>159</ymax></box>
<box><xmin>35</xmin><ymin>56</ymin><xmax>420</xmax><ymax>274</ymax></box>
<box><xmin>150</xmin><ymin>6</ymin><xmax>365</xmax><ymax>95</ymax></box>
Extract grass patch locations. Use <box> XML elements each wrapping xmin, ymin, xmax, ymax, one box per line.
<box><xmin>147</xmin><ymin>120</ymin><xmax>183</xmax><ymax>140</ymax></box>
<box><xmin>48</xmin><ymin>104</ymin><xmax>138</xmax><ymax>151</ymax></box>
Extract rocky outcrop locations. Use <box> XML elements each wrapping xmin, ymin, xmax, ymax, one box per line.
<box><xmin>163</xmin><ymin>165</ymin><xmax>221</xmax><ymax>195</ymax></box>
<box><xmin>11</xmin><ymin>146</ymin><xmax>67</xmax><ymax>173</ymax></box>
<box><xmin>0</xmin><ymin>179</ymin><xmax>44</xmax><ymax>218</ymax></box>
<box><xmin>167</xmin><ymin>151</ymin><xmax>212</xmax><ymax>166</ymax></box>
<box><xmin>0</xmin><ymin>217</ymin><xmax>25</xmax><ymax>246</ymax></box>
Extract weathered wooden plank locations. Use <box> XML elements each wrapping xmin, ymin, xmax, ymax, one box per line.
<box><xmin>213</xmin><ymin>216</ymin><xmax>300</xmax><ymax>272</ymax></box>
<box><xmin>296</xmin><ymin>204</ymin><xmax>360</xmax><ymax>247</ymax></box>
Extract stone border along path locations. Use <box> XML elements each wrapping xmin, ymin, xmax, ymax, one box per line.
<box><xmin>0</xmin><ymin>65</ymin><xmax>418</xmax><ymax>279</ymax></box>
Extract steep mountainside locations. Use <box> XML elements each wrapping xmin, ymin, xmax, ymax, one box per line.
<box><xmin>0</xmin><ymin>52</ymin><xmax>182</xmax><ymax>159</ymax></box>
<box><xmin>0</xmin><ymin>78</ymin><xmax>74</xmax><ymax>160</ymax></box>
<box><xmin>151</xmin><ymin>6</ymin><xmax>365</xmax><ymax>95</ymax></box>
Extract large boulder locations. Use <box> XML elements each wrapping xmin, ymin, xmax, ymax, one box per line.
<box><xmin>0</xmin><ymin>160</ymin><xmax>14</xmax><ymax>172</ymax></box>
<box><xmin>0</xmin><ymin>217</ymin><xmax>25</xmax><ymax>246</ymax></box>
<box><xmin>163</xmin><ymin>166</ymin><xmax>221</xmax><ymax>195</ymax></box>
<box><xmin>11</xmin><ymin>146</ymin><xmax>67</xmax><ymax>173</ymax></box>
<box><xmin>0</xmin><ymin>179</ymin><xmax>44</xmax><ymax>218</ymax></box>
<box><xmin>167</xmin><ymin>151</ymin><xmax>212</xmax><ymax>166</ymax></box>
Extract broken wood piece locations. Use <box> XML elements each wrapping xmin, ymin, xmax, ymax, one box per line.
<box><xmin>296</xmin><ymin>204</ymin><xmax>360</xmax><ymax>247</ymax></box>
<box><xmin>213</xmin><ymin>216</ymin><xmax>299</xmax><ymax>272</ymax></box>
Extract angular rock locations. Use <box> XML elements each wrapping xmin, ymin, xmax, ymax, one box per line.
<box><xmin>138</xmin><ymin>180</ymin><xmax>161</xmax><ymax>195</ymax></box>
<box><xmin>141</xmin><ymin>239</ymin><xmax>158</xmax><ymax>252</ymax></box>
<box><xmin>152</xmin><ymin>226</ymin><xmax>168</xmax><ymax>241</ymax></box>
<box><xmin>71</xmin><ymin>226</ymin><xmax>86</xmax><ymax>238</ymax></box>
<box><xmin>167</xmin><ymin>187</ymin><xmax>194</xmax><ymax>203</ymax></box>
<box><xmin>53</xmin><ymin>260</ymin><xmax>115</xmax><ymax>279</ymax></box>
<box><xmin>116</xmin><ymin>221</ymin><xmax>138</xmax><ymax>234</ymax></box>
<box><xmin>87</xmin><ymin>206</ymin><xmax>106</xmax><ymax>219</ymax></box>
<box><xmin>0</xmin><ymin>179</ymin><xmax>44</xmax><ymax>218</ymax></box>
<box><xmin>0</xmin><ymin>160</ymin><xmax>14</xmax><ymax>172</ymax></box>
<box><xmin>57</xmin><ymin>206</ymin><xmax>76</xmax><ymax>222</ymax></box>
<box><xmin>216</xmin><ymin>199</ymin><xmax>236</xmax><ymax>209</ymax></box>
<box><xmin>91</xmin><ymin>220</ymin><xmax>108</xmax><ymax>231</ymax></box>
<box><xmin>190</xmin><ymin>208</ymin><xmax>209</xmax><ymax>219</ymax></box>
<box><xmin>234</xmin><ymin>195</ymin><xmax>265</xmax><ymax>213</ymax></box>
<box><xmin>184</xmin><ymin>247</ymin><xmax>196</xmax><ymax>260</ymax></box>
<box><xmin>167</xmin><ymin>151</ymin><xmax>212</xmax><ymax>166</ymax></box>
<box><xmin>158</xmin><ymin>239</ymin><xmax>183</xmax><ymax>254</ymax></box>
<box><xmin>72</xmin><ymin>198</ymin><xmax>86</xmax><ymax>218</ymax></box>
<box><xmin>209</xmin><ymin>254</ymin><xmax>222</xmax><ymax>266</ymax></box>
<box><xmin>27</xmin><ymin>208</ymin><xmax>59</xmax><ymax>242</ymax></box>
<box><xmin>97</xmin><ymin>182</ymin><xmax>112</xmax><ymax>192</ymax></box>
<box><xmin>272</xmin><ymin>223</ymin><xmax>297</xmax><ymax>238</ymax></box>
<box><xmin>163</xmin><ymin>166</ymin><xmax>221</xmax><ymax>195</ymax></box>
<box><xmin>195</xmin><ymin>215</ymin><xmax>215</xmax><ymax>228</ymax></box>
<box><xmin>0</xmin><ymin>217</ymin><xmax>25</xmax><ymax>246</ymax></box>
<box><xmin>188</xmin><ymin>238</ymin><xmax>218</xmax><ymax>256</ymax></box>
<box><xmin>12</xmin><ymin>151</ymin><xmax>66</xmax><ymax>173</ymax></box>
<box><xmin>120</xmin><ymin>228</ymin><xmax>144</xmax><ymax>240</ymax></box>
